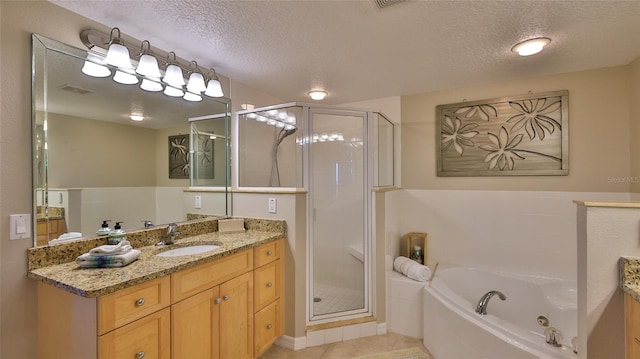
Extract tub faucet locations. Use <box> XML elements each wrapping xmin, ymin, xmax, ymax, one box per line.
<box><xmin>475</xmin><ymin>290</ymin><xmax>506</xmax><ymax>315</ymax></box>
<box><xmin>544</xmin><ymin>327</ymin><xmax>563</xmax><ymax>347</ymax></box>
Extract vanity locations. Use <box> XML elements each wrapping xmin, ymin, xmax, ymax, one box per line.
<box><xmin>620</xmin><ymin>257</ymin><xmax>640</xmax><ymax>358</ymax></box>
<box><xmin>28</xmin><ymin>217</ymin><xmax>284</xmax><ymax>359</ymax></box>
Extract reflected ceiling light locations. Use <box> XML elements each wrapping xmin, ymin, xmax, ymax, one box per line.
<box><xmin>186</xmin><ymin>61</ymin><xmax>207</xmax><ymax>93</ymax></box>
<box><xmin>164</xmin><ymin>85</ymin><xmax>184</xmax><ymax>97</ymax></box>
<box><xmin>183</xmin><ymin>91</ymin><xmax>203</xmax><ymax>102</ymax></box>
<box><xmin>140</xmin><ymin>77</ymin><xmax>163</xmax><ymax>92</ymax></box>
<box><xmin>162</xmin><ymin>52</ymin><xmax>186</xmax><ymax>88</ymax></box>
<box><xmin>511</xmin><ymin>37</ymin><xmax>551</xmax><ymax>56</ymax></box>
<box><xmin>129</xmin><ymin>114</ymin><xmax>144</xmax><ymax>121</ymax></box>
<box><xmin>204</xmin><ymin>68</ymin><xmax>224</xmax><ymax>97</ymax></box>
<box><xmin>307</xmin><ymin>90</ymin><xmax>328</xmax><ymax>100</ymax></box>
<box><xmin>104</xmin><ymin>27</ymin><xmax>133</xmax><ymax>68</ymax></box>
<box><xmin>81</xmin><ymin>53</ymin><xmax>111</xmax><ymax>77</ymax></box>
<box><xmin>135</xmin><ymin>40</ymin><xmax>161</xmax><ymax>78</ymax></box>
<box><xmin>113</xmin><ymin>68</ymin><xmax>139</xmax><ymax>85</ymax></box>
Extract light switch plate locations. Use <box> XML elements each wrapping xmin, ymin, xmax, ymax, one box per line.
<box><xmin>10</xmin><ymin>214</ymin><xmax>31</xmax><ymax>240</ymax></box>
<box><xmin>195</xmin><ymin>195</ymin><xmax>202</xmax><ymax>209</ymax></box>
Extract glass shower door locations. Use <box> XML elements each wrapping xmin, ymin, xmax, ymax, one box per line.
<box><xmin>309</xmin><ymin>109</ymin><xmax>369</xmax><ymax>321</ymax></box>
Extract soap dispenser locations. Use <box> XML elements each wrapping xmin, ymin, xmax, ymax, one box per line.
<box><xmin>96</xmin><ymin>220</ymin><xmax>112</xmax><ymax>236</ymax></box>
<box><xmin>108</xmin><ymin>222</ymin><xmax>127</xmax><ymax>244</ymax></box>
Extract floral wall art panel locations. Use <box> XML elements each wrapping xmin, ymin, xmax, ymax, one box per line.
<box><xmin>436</xmin><ymin>90</ymin><xmax>569</xmax><ymax>177</ymax></box>
<box><xmin>169</xmin><ymin>134</ymin><xmax>214</xmax><ymax>179</ymax></box>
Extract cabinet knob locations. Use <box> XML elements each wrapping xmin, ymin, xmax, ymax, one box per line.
<box><xmin>135</xmin><ymin>298</ymin><xmax>145</xmax><ymax>307</ymax></box>
<box><xmin>136</xmin><ymin>351</ymin><xmax>146</xmax><ymax>359</ymax></box>
<box><xmin>266</xmin><ymin>250</ymin><xmax>273</xmax><ymax>256</ymax></box>
<box><xmin>223</xmin><ymin>295</ymin><xmax>230</xmax><ymax>301</ymax></box>
<box><xmin>266</xmin><ymin>324</ymin><xmax>273</xmax><ymax>330</ymax></box>
<box><xmin>266</xmin><ymin>282</ymin><xmax>273</xmax><ymax>288</ymax></box>
<box><xmin>215</xmin><ymin>298</ymin><xmax>222</xmax><ymax>304</ymax></box>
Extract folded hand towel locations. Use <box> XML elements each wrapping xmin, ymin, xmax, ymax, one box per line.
<box><xmin>89</xmin><ymin>240</ymin><xmax>133</xmax><ymax>257</ymax></box>
<box><xmin>76</xmin><ymin>249</ymin><xmax>141</xmax><ymax>268</ymax></box>
<box><xmin>394</xmin><ymin>256</ymin><xmax>432</xmax><ymax>282</ymax></box>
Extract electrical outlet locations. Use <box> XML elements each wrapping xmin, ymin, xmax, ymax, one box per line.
<box><xmin>268</xmin><ymin>198</ymin><xmax>277</xmax><ymax>213</ymax></box>
<box><xmin>195</xmin><ymin>195</ymin><xmax>202</xmax><ymax>209</ymax></box>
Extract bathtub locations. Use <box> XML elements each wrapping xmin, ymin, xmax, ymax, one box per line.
<box><xmin>423</xmin><ymin>265</ymin><xmax>577</xmax><ymax>359</ymax></box>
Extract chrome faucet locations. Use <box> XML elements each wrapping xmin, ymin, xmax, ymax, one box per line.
<box><xmin>544</xmin><ymin>327</ymin><xmax>563</xmax><ymax>347</ymax></box>
<box><xmin>142</xmin><ymin>220</ymin><xmax>154</xmax><ymax>228</ymax></box>
<box><xmin>475</xmin><ymin>290</ymin><xmax>506</xmax><ymax>315</ymax></box>
<box><xmin>163</xmin><ymin>223</ymin><xmax>180</xmax><ymax>245</ymax></box>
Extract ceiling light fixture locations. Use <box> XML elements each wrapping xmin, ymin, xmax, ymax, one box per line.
<box><xmin>80</xmin><ymin>27</ymin><xmax>226</xmax><ymax>103</ymax></box>
<box><xmin>204</xmin><ymin>69</ymin><xmax>224</xmax><ymax>97</ymax></box>
<box><xmin>186</xmin><ymin>61</ymin><xmax>207</xmax><ymax>93</ymax></box>
<box><xmin>511</xmin><ymin>37</ymin><xmax>551</xmax><ymax>56</ymax></box>
<box><xmin>129</xmin><ymin>114</ymin><xmax>144</xmax><ymax>121</ymax></box>
<box><xmin>81</xmin><ymin>53</ymin><xmax>111</xmax><ymax>78</ymax></box>
<box><xmin>104</xmin><ymin>28</ymin><xmax>133</xmax><ymax>68</ymax></box>
<box><xmin>135</xmin><ymin>40</ymin><xmax>161</xmax><ymax>78</ymax></box>
<box><xmin>308</xmin><ymin>90</ymin><xmax>328</xmax><ymax>101</ymax></box>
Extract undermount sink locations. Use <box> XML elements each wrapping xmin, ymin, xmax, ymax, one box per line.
<box><xmin>156</xmin><ymin>244</ymin><xmax>221</xmax><ymax>257</ymax></box>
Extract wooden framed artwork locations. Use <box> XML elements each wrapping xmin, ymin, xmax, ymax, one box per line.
<box><xmin>436</xmin><ymin>90</ymin><xmax>569</xmax><ymax>177</ymax></box>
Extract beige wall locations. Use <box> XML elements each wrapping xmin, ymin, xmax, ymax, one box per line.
<box><xmin>48</xmin><ymin>113</ymin><xmax>157</xmax><ymax>187</ymax></box>
<box><xmin>630</xmin><ymin>57</ymin><xmax>640</xmax><ymax>193</ymax></box>
<box><xmin>401</xmin><ymin>66</ymin><xmax>632</xmax><ymax>192</ymax></box>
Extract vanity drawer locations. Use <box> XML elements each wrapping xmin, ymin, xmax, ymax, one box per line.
<box><xmin>254</xmin><ymin>259</ymin><xmax>281</xmax><ymax>311</ymax></box>
<box><xmin>98</xmin><ymin>307</ymin><xmax>170</xmax><ymax>359</ymax></box>
<box><xmin>254</xmin><ymin>239</ymin><xmax>281</xmax><ymax>267</ymax></box>
<box><xmin>98</xmin><ymin>276</ymin><xmax>171</xmax><ymax>335</ymax></box>
<box><xmin>254</xmin><ymin>299</ymin><xmax>281</xmax><ymax>357</ymax></box>
<box><xmin>172</xmin><ymin>250</ymin><xmax>253</xmax><ymax>303</ymax></box>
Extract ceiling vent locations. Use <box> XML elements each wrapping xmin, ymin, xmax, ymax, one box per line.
<box><xmin>57</xmin><ymin>84</ymin><xmax>95</xmax><ymax>95</ymax></box>
<box><xmin>374</xmin><ymin>0</ymin><xmax>406</xmax><ymax>9</ymax></box>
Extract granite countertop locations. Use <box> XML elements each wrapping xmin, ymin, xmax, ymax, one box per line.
<box><xmin>27</xmin><ymin>218</ymin><xmax>285</xmax><ymax>298</ymax></box>
<box><xmin>620</xmin><ymin>257</ymin><xmax>640</xmax><ymax>302</ymax></box>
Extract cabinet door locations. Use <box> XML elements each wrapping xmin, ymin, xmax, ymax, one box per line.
<box><xmin>627</xmin><ymin>294</ymin><xmax>640</xmax><ymax>359</ymax></box>
<box><xmin>98</xmin><ymin>307</ymin><xmax>170</xmax><ymax>359</ymax></box>
<box><xmin>254</xmin><ymin>299</ymin><xmax>280</xmax><ymax>357</ymax></box>
<box><xmin>172</xmin><ymin>287</ymin><xmax>221</xmax><ymax>359</ymax></box>
<box><xmin>220</xmin><ymin>272</ymin><xmax>254</xmax><ymax>359</ymax></box>
<box><xmin>254</xmin><ymin>259</ymin><xmax>280</xmax><ymax>311</ymax></box>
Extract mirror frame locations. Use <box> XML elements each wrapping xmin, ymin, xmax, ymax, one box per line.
<box><xmin>31</xmin><ymin>33</ymin><xmax>232</xmax><ymax>247</ymax></box>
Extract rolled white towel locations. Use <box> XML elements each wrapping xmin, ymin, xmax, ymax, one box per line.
<box><xmin>89</xmin><ymin>240</ymin><xmax>133</xmax><ymax>257</ymax></box>
<box><xmin>394</xmin><ymin>256</ymin><xmax>432</xmax><ymax>282</ymax></box>
<box><xmin>76</xmin><ymin>249</ymin><xmax>141</xmax><ymax>268</ymax></box>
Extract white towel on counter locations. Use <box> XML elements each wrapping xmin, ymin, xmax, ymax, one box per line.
<box><xmin>394</xmin><ymin>256</ymin><xmax>432</xmax><ymax>282</ymax></box>
<box><xmin>89</xmin><ymin>240</ymin><xmax>133</xmax><ymax>257</ymax></box>
<box><xmin>76</xmin><ymin>249</ymin><xmax>141</xmax><ymax>268</ymax></box>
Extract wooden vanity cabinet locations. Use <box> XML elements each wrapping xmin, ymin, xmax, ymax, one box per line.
<box><xmin>37</xmin><ymin>238</ymin><xmax>284</xmax><ymax>359</ymax></box>
<box><xmin>253</xmin><ymin>240</ymin><xmax>284</xmax><ymax>357</ymax></box>
<box><xmin>38</xmin><ymin>276</ymin><xmax>171</xmax><ymax>359</ymax></box>
<box><xmin>172</xmin><ymin>251</ymin><xmax>254</xmax><ymax>359</ymax></box>
<box><xmin>626</xmin><ymin>293</ymin><xmax>640</xmax><ymax>359</ymax></box>
<box><xmin>36</xmin><ymin>217</ymin><xmax>66</xmax><ymax>246</ymax></box>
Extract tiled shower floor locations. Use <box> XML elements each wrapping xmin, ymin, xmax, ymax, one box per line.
<box><xmin>312</xmin><ymin>283</ymin><xmax>365</xmax><ymax>316</ymax></box>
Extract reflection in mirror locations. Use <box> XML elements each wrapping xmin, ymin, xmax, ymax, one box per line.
<box><xmin>32</xmin><ymin>34</ymin><xmax>231</xmax><ymax>247</ymax></box>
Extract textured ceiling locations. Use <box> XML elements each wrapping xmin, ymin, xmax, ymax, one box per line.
<box><xmin>51</xmin><ymin>0</ymin><xmax>640</xmax><ymax>105</ymax></box>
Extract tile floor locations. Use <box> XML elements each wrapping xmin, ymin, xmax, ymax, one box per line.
<box><xmin>313</xmin><ymin>283</ymin><xmax>365</xmax><ymax>315</ymax></box>
<box><xmin>259</xmin><ymin>332</ymin><xmax>431</xmax><ymax>359</ymax></box>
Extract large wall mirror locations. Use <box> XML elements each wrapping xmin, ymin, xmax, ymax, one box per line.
<box><xmin>32</xmin><ymin>34</ymin><xmax>231</xmax><ymax>247</ymax></box>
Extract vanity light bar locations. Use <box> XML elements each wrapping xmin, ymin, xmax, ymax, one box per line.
<box><xmin>79</xmin><ymin>28</ymin><xmax>224</xmax><ymax>103</ymax></box>
<box><xmin>244</xmin><ymin>110</ymin><xmax>297</xmax><ymax>130</ymax></box>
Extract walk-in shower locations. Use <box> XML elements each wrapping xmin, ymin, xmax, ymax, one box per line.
<box><xmin>237</xmin><ymin>103</ymin><xmax>394</xmax><ymax>325</ymax></box>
